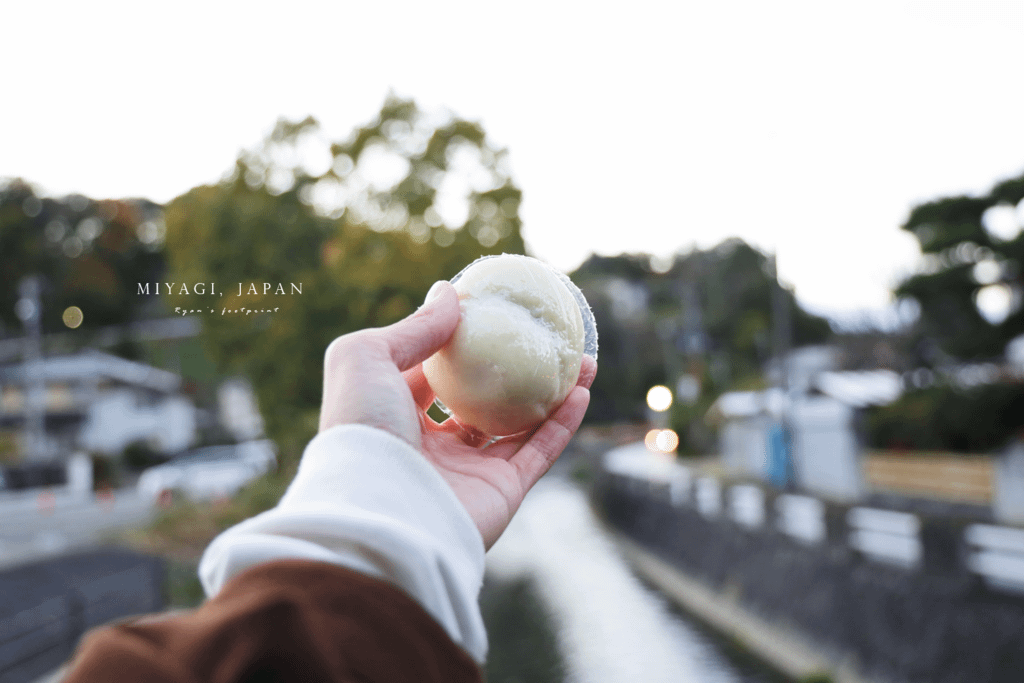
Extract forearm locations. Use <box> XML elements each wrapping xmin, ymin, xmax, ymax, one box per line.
<box><xmin>198</xmin><ymin>424</ymin><xmax>488</xmax><ymax>662</ymax></box>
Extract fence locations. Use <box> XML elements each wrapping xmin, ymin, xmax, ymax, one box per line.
<box><xmin>862</xmin><ymin>451</ymin><xmax>993</xmax><ymax>504</ymax></box>
<box><xmin>605</xmin><ymin>450</ymin><xmax>1024</xmax><ymax>585</ymax></box>
<box><xmin>597</xmin><ymin>448</ymin><xmax>1024</xmax><ymax>683</ymax></box>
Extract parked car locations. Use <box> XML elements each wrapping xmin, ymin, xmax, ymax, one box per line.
<box><xmin>137</xmin><ymin>440</ymin><xmax>277</xmax><ymax>503</ymax></box>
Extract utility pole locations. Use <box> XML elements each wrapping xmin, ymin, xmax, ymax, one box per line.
<box><xmin>16</xmin><ymin>275</ymin><xmax>47</xmax><ymax>462</ymax></box>
<box><xmin>767</xmin><ymin>254</ymin><xmax>794</xmax><ymax>488</ymax></box>
<box><xmin>770</xmin><ymin>253</ymin><xmax>791</xmax><ymax>391</ymax></box>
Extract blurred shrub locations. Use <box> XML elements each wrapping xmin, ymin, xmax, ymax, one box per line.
<box><xmin>479</xmin><ymin>577</ymin><xmax>565</xmax><ymax>683</ymax></box>
<box><xmin>131</xmin><ymin>457</ymin><xmax>299</xmax><ymax>561</ymax></box>
<box><xmin>798</xmin><ymin>674</ymin><xmax>834</xmax><ymax>683</ymax></box>
<box><xmin>865</xmin><ymin>382</ymin><xmax>1024</xmax><ymax>452</ymax></box>
<box><xmin>163</xmin><ymin>558</ymin><xmax>206</xmax><ymax>609</ymax></box>
<box><xmin>90</xmin><ymin>453</ymin><xmax>122</xmax><ymax>489</ymax></box>
<box><xmin>0</xmin><ymin>431</ymin><xmax>19</xmax><ymax>465</ymax></box>
<box><xmin>570</xmin><ymin>460</ymin><xmax>594</xmax><ymax>485</ymax></box>
<box><xmin>122</xmin><ymin>440</ymin><xmax>164</xmax><ymax>471</ymax></box>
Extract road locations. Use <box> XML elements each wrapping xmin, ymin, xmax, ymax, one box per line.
<box><xmin>0</xmin><ymin>488</ymin><xmax>155</xmax><ymax>570</ymax></box>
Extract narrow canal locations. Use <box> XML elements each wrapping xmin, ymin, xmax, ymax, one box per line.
<box><xmin>481</xmin><ymin>479</ymin><xmax>789</xmax><ymax>683</ymax></box>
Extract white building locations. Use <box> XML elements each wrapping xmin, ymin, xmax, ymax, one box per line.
<box><xmin>708</xmin><ymin>346</ymin><xmax>902</xmax><ymax>501</ymax></box>
<box><xmin>0</xmin><ymin>350</ymin><xmax>197</xmax><ymax>461</ymax></box>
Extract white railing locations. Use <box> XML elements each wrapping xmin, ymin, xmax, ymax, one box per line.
<box><xmin>728</xmin><ymin>485</ymin><xmax>765</xmax><ymax>529</ymax></box>
<box><xmin>603</xmin><ymin>446</ymin><xmax>1024</xmax><ymax>594</ymax></box>
<box><xmin>847</xmin><ymin>507</ymin><xmax>922</xmax><ymax>568</ymax></box>
<box><xmin>965</xmin><ymin>524</ymin><xmax>1024</xmax><ymax>593</ymax></box>
<box><xmin>775</xmin><ymin>494</ymin><xmax>826</xmax><ymax>545</ymax></box>
<box><xmin>695</xmin><ymin>477</ymin><xmax>722</xmax><ymax>518</ymax></box>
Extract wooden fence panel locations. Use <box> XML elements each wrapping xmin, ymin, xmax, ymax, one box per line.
<box><xmin>862</xmin><ymin>451</ymin><xmax>994</xmax><ymax>504</ymax></box>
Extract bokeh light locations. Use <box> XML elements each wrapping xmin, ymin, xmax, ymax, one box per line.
<box><xmin>645</xmin><ymin>429</ymin><xmax>661</xmax><ymax>451</ymax></box>
<box><xmin>62</xmin><ymin>306</ymin><xmax>84</xmax><ymax>329</ymax></box>
<box><xmin>972</xmin><ymin>260</ymin><xmax>1002</xmax><ymax>286</ymax></box>
<box><xmin>645</xmin><ymin>428</ymin><xmax>679</xmax><ymax>454</ymax></box>
<box><xmin>975</xmin><ymin>284</ymin><xmax>1015</xmax><ymax>324</ymax></box>
<box><xmin>656</xmin><ymin>429</ymin><xmax>680</xmax><ymax>453</ymax></box>
<box><xmin>982</xmin><ymin>204</ymin><xmax>1022</xmax><ymax>242</ymax></box>
<box><xmin>646</xmin><ymin>385</ymin><xmax>673</xmax><ymax>412</ymax></box>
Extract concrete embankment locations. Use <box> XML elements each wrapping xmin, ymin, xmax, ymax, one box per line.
<box><xmin>611</xmin><ymin>533</ymin><xmax>870</xmax><ymax>683</ymax></box>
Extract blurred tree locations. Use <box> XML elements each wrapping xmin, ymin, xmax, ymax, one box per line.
<box><xmin>571</xmin><ymin>240</ymin><xmax>832</xmax><ymax>451</ymax></box>
<box><xmin>0</xmin><ymin>180</ymin><xmax>165</xmax><ymax>338</ymax></box>
<box><xmin>896</xmin><ymin>170</ymin><xmax>1024</xmax><ymax>360</ymax></box>
<box><xmin>572</xmin><ymin>254</ymin><xmax>663</xmax><ymax>423</ymax></box>
<box><xmin>163</xmin><ymin>96</ymin><xmax>526</xmax><ymax>455</ymax></box>
<box><xmin>669</xmin><ymin>239</ymin><xmax>831</xmax><ymax>383</ymax></box>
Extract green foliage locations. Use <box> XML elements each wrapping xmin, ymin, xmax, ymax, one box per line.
<box><xmin>865</xmin><ymin>383</ymin><xmax>1024</xmax><ymax>452</ymax></box>
<box><xmin>570</xmin><ymin>460</ymin><xmax>595</xmax><ymax>485</ymax></box>
<box><xmin>163</xmin><ymin>97</ymin><xmax>527</xmax><ymax>462</ymax></box>
<box><xmin>122</xmin><ymin>440</ymin><xmax>165</xmax><ymax>471</ymax></box>
<box><xmin>571</xmin><ymin>240</ymin><xmax>831</xmax><ymax>450</ymax></box>
<box><xmin>163</xmin><ymin>558</ymin><xmax>206</xmax><ymax>609</ymax></box>
<box><xmin>0</xmin><ymin>180</ymin><xmax>166</xmax><ymax>334</ymax></box>
<box><xmin>797</xmin><ymin>674</ymin><xmax>834</xmax><ymax>683</ymax></box>
<box><xmin>90</xmin><ymin>453</ymin><xmax>122</xmax><ymax>489</ymax></box>
<box><xmin>896</xmin><ymin>169</ymin><xmax>1024</xmax><ymax>359</ymax></box>
<box><xmin>675</xmin><ymin>239</ymin><xmax>832</xmax><ymax>378</ymax></box>
<box><xmin>572</xmin><ymin>254</ymin><xmax>665</xmax><ymax>422</ymax></box>
<box><xmin>133</xmin><ymin>462</ymin><xmax>297</xmax><ymax>561</ymax></box>
<box><xmin>479</xmin><ymin>577</ymin><xmax>565</xmax><ymax>683</ymax></box>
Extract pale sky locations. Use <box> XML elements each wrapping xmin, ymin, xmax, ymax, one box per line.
<box><xmin>3</xmin><ymin>0</ymin><xmax>1023</xmax><ymax>323</ymax></box>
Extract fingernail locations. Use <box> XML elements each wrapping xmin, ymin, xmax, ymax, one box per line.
<box><xmin>423</xmin><ymin>280</ymin><xmax>447</xmax><ymax>307</ymax></box>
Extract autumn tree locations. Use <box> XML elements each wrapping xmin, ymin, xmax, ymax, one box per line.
<box><xmin>163</xmin><ymin>97</ymin><xmax>527</xmax><ymax>452</ymax></box>
<box><xmin>0</xmin><ymin>179</ymin><xmax>165</xmax><ymax>338</ymax></box>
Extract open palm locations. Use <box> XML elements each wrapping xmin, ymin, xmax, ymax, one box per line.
<box><xmin>320</xmin><ymin>281</ymin><xmax>595</xmax><ymax>549</ymax></box>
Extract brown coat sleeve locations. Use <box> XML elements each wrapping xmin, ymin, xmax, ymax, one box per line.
<box><xmin>62</xmin><ymin>559</ymin><xmax>483</xmax><ymax>683</ymax></box>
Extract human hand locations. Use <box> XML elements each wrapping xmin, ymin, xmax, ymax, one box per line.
<box><xmin>320</xmin><ymin>280</ymin><xmax>595</xmax><ymax>548</ymax></box>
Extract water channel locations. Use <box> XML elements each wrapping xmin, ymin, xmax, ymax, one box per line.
<box><xmin>482</xmin><ymin>479</ymin><xmax>788</xmax><ymax>683</ymax></box>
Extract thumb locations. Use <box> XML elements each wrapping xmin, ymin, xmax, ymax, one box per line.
<box><xmin>381</xmin><ymin>281</ymin><xmax>460</xmax><ymax>371</ymax></box>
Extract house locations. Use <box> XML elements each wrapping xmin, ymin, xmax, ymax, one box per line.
<box><xmin>0</xmin><ymin>350</ymin><xmax>197</xmax><ymax>462</ymax></box>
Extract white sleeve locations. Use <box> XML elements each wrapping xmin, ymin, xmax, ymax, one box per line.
<box><xmin>197</xmin><ymin>424</ymin><xmax>488</xmax><ymax>662</ymax></box>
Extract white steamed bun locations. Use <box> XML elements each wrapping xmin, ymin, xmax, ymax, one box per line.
<box><xmin>423</xmin><ymin>254</ymin><xmax>585</xmax><ymax>436</ymax></box>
